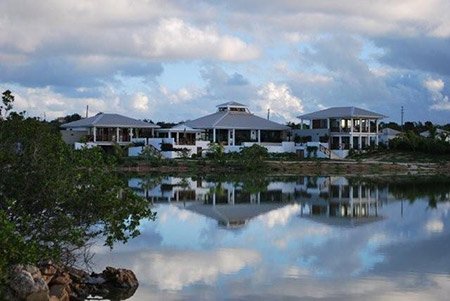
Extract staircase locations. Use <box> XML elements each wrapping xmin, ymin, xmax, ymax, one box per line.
<box><xmin>318</xmin><ymin>144</ymin><xmax>344</xmax><ymax>159</ymax></box>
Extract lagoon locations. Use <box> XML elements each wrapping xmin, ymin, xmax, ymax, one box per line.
<box><xmin>93</xmin><ymin>175</ymin><xmax>450</xmax><ymax>300</ymax></box>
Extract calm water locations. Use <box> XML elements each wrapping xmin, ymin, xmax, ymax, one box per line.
<box><xmin>93</xmin><ymin>175</ymin><xmax>450</xmax><ymax>300</ymax></box>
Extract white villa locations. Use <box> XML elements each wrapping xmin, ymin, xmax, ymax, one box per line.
<box><xmin>185</xmin><ymin>101</ymin><xmax>291</xmax><ymax>149</ymax></box>
<box><xmin>295</xmin><ymin>107</ymin><xmax>386</xmax><ymax>158</ymax></box>
<box><xmin>378</xmin><ymin>127</ymin><xmax>402</xmax><ymax>146</ymax></box>
<box><xmin>420</xmin><ymin>128</ymin><xmax>450</xmax><ymax>142</ymax></box>
<box><xmin>129</xmin><ymin>101</ymin><xmax>295</xmax><ymax>158</ymax></box>
<box><xmin>60</xmin><ymin>113</ymin><xmax>159</xmax><ymax>149</ymax></box>
<box><xmin>61</xmin><ymin>104</ymin><xmax>388</xmax><ymax>159</ymax></box>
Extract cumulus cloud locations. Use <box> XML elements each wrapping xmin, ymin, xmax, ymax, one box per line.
<box><xmin>423</xmin><ymin>78</ymin><xmax>445</xmax><ymax>93</ymax></box>
<box><xmin>424</xmin><ymin>78</ymin><xmax>450</xmax><ymax>111</ymax></box>
<box><xmin>136</xmin><ymin>249</ymin><xmax>261</xmax><ymax>290</ymax></box>
<box><xmin>147</xmin><ymin>18</ymin><xmax>259</xmax><ymax>61</ymax></box>
<box><xmin>425</xmin><ymin>218</ymin><xmax>444</xmax><ymax>233</ymax></box>
<box><xmin>159</xmin><ymin>85</ymin><xmax>204</xmax><ymax>104</ymax></box>
<box><xmin>255</xmin><ymin>82</ymin><xmax>304</xmax><ymax>122</ymax></box>
<box><xmin>132</xmin><ymin>93</ymin><xmax>150</xmax><ymax>111</ymax></box>
<box><xmin>258</xmin><ymin>204</ymin><xmax>301</xmax><ymax>228</ymax></box>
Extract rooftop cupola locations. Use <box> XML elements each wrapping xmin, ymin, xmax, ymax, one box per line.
<box><xmin>216</xmin><ymin>101</ymin><xmax>250</xmax><ymax>113</ymax></box>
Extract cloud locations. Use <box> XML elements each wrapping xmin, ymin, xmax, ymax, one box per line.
<box><xmin>147</xmin><ymin>18</ymin><xmax>259</xmax><ymax>61</ymax></box>
<box><xmin>258</xmin><ymin>204</ymin><xmax>301</xmax><ymax>228</ymax></box>
<box><xmin>376</xmin><ymin>37</ymin><xmax>450</xmax><ymax>76</ymax></box>
<box><xmin>131</xmin><ymin>93</ymin><xmax>150</xmax><ymax>111</ymax></box>
<box><xmin>425</xmin><ymin>218</ymin><xmax>444</xmax><ymax>233</ymax></box>
<box><xmin>225</xmin><ymin>0</ymin><xmax>450</xmax><ymax>38</ymax></box>
<box><xmin>255</xmin><ymin>82</ymin><xmax>303</xmax><ymax>122</ymax></box>
<box><xmin>136</xmin><ymin>248</ymin><xmax>261</xmax><ymax>290</ymax></box>
<box><xmin>423</xmin><ymin>78</ymin><xmax>444</xmax><ymax>93</ymax></box>
<box><xmin>423</xmin><ymin>77</ymin><xmax>450</xmax><ymax>111</ymax></box>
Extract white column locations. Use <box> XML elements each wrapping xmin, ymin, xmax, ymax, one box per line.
<box><xmin>327</xmin><ymin>118</ymin><xmax>330</xmax><ymax>129</ymax></box>
<box><xmin>213</xmin><ymin>128</ymin><xmax>216</xmax><ymax>143</ymax></box>
<box><xmin>358</xmin><ymin>136</ymin><xmax>362</xmax><ymax>149</ymax></box>
<box><xmin>257</xmin><ymin>130</ymin><xmax>261</xmax><ymax>143</ymax></box>
<box><xmin>116</xmin><ymin>127</ymin><xmax>120</xmax><ymax>142</ymax></box>
<box><xmin>375</xmin><ymin>120</ymin><xmax>379</xmax><ymax>145</ymax></box>
<box><xmin>176</xmin><ymin>132</ymin><xmax>180</xmax><ymax>145</ymax></box>
<box><xmin>232</xmin><ymin>129</ymin><xmax>235</xmax><ymax>146</ymax></box>
<box><xmin>129</xmin><ymin>128</ymin><xmax>133</xmax><ymax>141</ymax></box>
<box><xmin>93</xmin><ymin>127</ymin><xmax>97</xmax><ymax>142</ymax></box>
<box><xmin>359</xmin><ymin>118</ymin><xmax>362</xmax><ymax>133</ymax></box>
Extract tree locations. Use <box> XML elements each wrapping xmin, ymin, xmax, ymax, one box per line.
<box><xmin>0</xmin><ymin>93</ymin><xmax>156</xmax><ymax>284</ymax></box>
<box><xmin>1</xmin><ymin>90</ymin><xmax>14</xmax><ymax>118</ymax></box>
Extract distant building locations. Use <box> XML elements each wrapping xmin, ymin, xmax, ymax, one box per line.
<box><xmin>185</xmin><ymin>101</ymin><xmax>291</xmax><ymax>148</ymax></box>
<box><xmin>378</xmin><ymin>127</ymin><xmax>402</xmax><ymax>146</ymax></box>
<box><xmin>295</xmin><ymin>107</ymin><xmax>386</xmax><ymax>158</ymax></box>
<box><xmin>128</xmin><ymin>102</ymin><xmax>294</xmax><ymax>158</ymax></box>
<box><xmin>420</xmin><ymin>129</ymin><xmax>450</xmax><ymax>142</ymax></box>
<box><xmin>60</xmin><ymin>113</ymin><xmax>159</xmax><ymax>149</ymax></box>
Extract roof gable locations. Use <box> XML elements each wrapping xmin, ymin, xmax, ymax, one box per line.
<box><xmin>185</xmin><ymin>111</ymin><xmax>289</xmax><ymax>130</ymax></box>
<box><xmin>61</xmin><ymin>113</ymin><xmax>159</xmax><ymax>128</ymax></box>
<box><xmin>216</xmin><ymin>101</ymin><xmax>247</xmax><ymax>108</ymax></box>
<box><xmin>298</xmin><ymin>106</ymin><xmax>386</xmax><ymax>120</ymax></box>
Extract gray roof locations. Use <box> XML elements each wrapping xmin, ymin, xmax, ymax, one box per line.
<box><xmin>156</xmin><ymin>123</ymin><xmax>202</xmax><ymax>133</ymax></box>
<box><xmin>304</xmin><ymin>215</ymin><xmax>384</xmax><ymax>227</ymax></box>
<box><xmin>420</xmin><ymin>129</ymin><xmax>449</xmax><ymax>137</ymax></box>
<box><xmin>381</xmin><ymin>128</ymin><xmax>402</xmax><ymax>135</ymax></box>
<box><xmin>298</xmin><ymin>107</ymin><xmax>386</xmax><ymax>120</ymax></box>
<box><xmin>61</xmin><ymin>113</ymin><xmax>159</xmax><ymax>129</ymax></box>
<box><xmin>186</xmin><ymin>203</ymin><xmax>287</xmax><ymax>227</ymax></box>
<box><xmin>185</xmin><ymin>111</ymin><xmax>290</xmax><ymax>130</ymax></box>
<box><xmin>216</xmin><ymin>101</ymin><xmax>248</xmax><ymax>107</ymax></box>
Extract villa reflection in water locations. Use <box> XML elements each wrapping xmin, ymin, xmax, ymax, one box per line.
<box><xmin>129</xmin><ymin>176</ymin><xmax>389</xmax><ymax>228</ymax></box>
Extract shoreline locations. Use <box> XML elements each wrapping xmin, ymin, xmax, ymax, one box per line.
<box><xmin>118</xmin><ymin>159</ymin><xmax>450</xmax><ymax>176</ymax></box>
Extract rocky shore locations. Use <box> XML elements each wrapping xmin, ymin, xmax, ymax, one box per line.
<box><xmin>4</xmin><ymin>261</ymin><xmax>138</xmax><ymax>301</ymax></box>
<box><xmin>119</xmin><ymin>159</ymin><xmax>450</xmax><ymax>175</ymax></box>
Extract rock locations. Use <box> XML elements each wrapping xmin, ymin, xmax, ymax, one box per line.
<box><xmin>38</xmin><ymin>261</ymin><xmax>58</xmax><ymax>285</ymax></box>
<box><xmin>66</xmin><ymin>266</ymin><xmax>88</xmax><ymax>283</ymax></box>
<box><xmin>6</xmin><ymin>263</ymin><xmax>139</xmax><ymax>301</ymax></box>
<box><xmin>49</xmin><ymin>284</ymin><xmax>69</xmax><ymax>301</ymax></box>
<box><xmin>49</xmin><ymin>272</ymin><xmax>71</xmax><ymax>286</ymax></box>
<box><xmin>8</xmin><ymin>264</ymin><xmax>49</xmax><ymax>301</ymax></box>
<box><xmin>102</xmin><ymin>267</ymin><xmax>139</xmax><ymax>289</ymax></box>
<box><xmin>26</xmin><ymin>291</ymin><xmax>49</xmax><ymax>301</ymax></box>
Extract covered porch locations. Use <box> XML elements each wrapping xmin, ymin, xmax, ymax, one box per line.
<box><xmin>205</xmin><ymin>128</ymin><xmax>286</xmax><ymax>146</ymax></box>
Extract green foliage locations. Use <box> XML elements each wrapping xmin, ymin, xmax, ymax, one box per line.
<box><xmin>390</xmin><ymin>131</ymin><xmax>450</xmax><ymax>155</ymax></box>
<box><xmin>239</xmin><ymin>144</ymin><xmax>269</xmax><ymax>171</ymax></box>
<box><xmin>1</xmin><ymin>90</ymin><xmax>14</xmax><ymax>118</ymax></box>
<box><xmin>207</xmin><ymin>142</ymin><xmax>224</xmax><ymax>159</ymax></box>
<box><xmin>176</xmin><ymin>148</ymin><xmax>191</xmax><ymax>159</ymax></box>
<box><xmin>139</xmin><ymin>145</ymin><xmax>163</xmax><ymax>166</ymax></box>
<box><xmin>0</xmin><ymin>95</ymin><xmax>156</xmax><ymax>282</ymax></box>
<box><xmin>306</xmin><ymin>146</ymin><xmax>318</xmax><ymax>158</ymax></box>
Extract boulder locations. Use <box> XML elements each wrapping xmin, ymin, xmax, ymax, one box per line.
<box><xmin>102</xmin><ymin>267</ymin><xmax>139</xmax><ymax>289</ymax></box>
<box><xmin>49</xmin><ymin>284</ymin><xmax>69</xmax><ymax>301</ymax></box>
<box><xmin>38</xmin><ymin>261</ymin><xmax>57</xmax><ymax>285</ymax></box>
<box><xmin>8</xmin><ymin>264</ymin><xmax>49</xmax><ymax>300</ymax></box>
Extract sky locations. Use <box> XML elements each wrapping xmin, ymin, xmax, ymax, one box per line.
<box><xmin>1</xmin><ymin>0</ymin><xmax>450</xmax><ymax>124</ymax></box>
